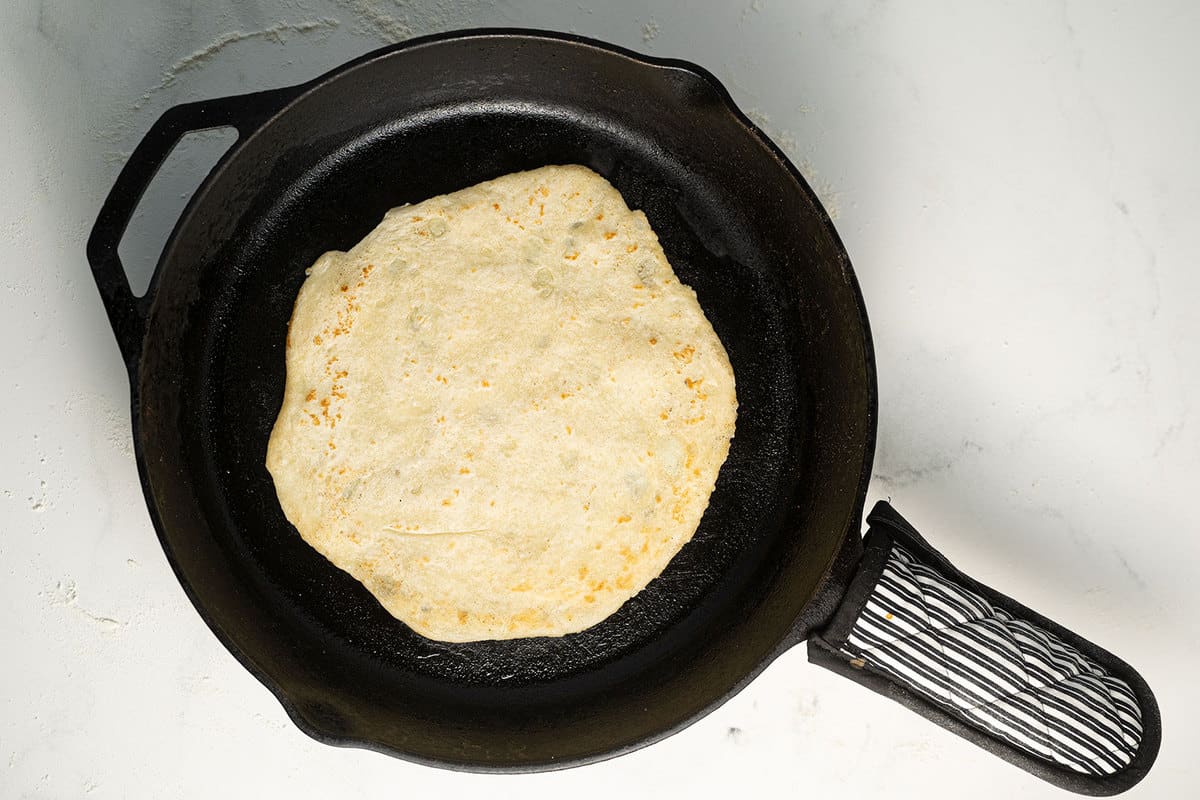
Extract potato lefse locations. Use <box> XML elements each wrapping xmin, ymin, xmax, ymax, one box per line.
<box><xmin>267</xmin><ymin>165</ymin><xmax>737</xmax><ymax>642</ymax></box>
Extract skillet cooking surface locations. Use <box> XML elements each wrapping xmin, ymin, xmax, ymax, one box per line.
<box><xmin>137</xmin><ymin>31</ymin><xmax>873</xmax><ymax>766</ymax></box>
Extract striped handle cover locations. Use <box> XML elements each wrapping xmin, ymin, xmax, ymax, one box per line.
<box><xmin>809</xmin><ymin>502</ymin><xmax>1159</xmax><ymax>795</ymax></box>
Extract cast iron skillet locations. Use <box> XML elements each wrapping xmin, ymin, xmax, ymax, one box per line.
<box><xmin>87</xmin><ymin>30</ymin><xmax>1159</xmax><ymax>794</ymax></box>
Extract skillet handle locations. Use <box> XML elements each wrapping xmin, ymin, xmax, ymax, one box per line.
<box><xmin>809</xmin><ymin>501</ymin><xmax>1160</xmax><ymax>796</ymax></box>
<box><xmin>86</xmin><ymin>87</ymin><xmax>298</xmax><ymax>372</ymax></box>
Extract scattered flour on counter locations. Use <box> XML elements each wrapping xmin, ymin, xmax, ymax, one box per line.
<box><xmin>330</xmin><ymin>0</ymin><xmax>410</xmax><ymax>41</ymax></box>
<box><xmin>741</xmin><ymin>0</ymin><xmax>765</xmax><ymax>24</ymax></box>
<box><xmin>102</xmin><ymin>403</ymin><xmax>135</xmax><ymax>460</ymax></box>
<box><xmin>132</xmin><ymin>18</ymin><xmax>341</xmax><ymax>111</ymax></box>
<box><xmin>745</xmin><ymin>106</ymin><xmax>772</xmax><ymax>129</ymax></box>
<box><xmin>68</xmin><ymin>391</ymin><xmax>135</xmax><ymax>459</ymax></box>
<box><xmin>47</xmin><ymin>580</ymin><xmax>78</xmax><ymax>607</ymax></box>
<box><xmin>29</xmin><ymin>480</ymin><xmax>48</xmax><ymax>512</ymax></box>
<box><xmin>332</xmin><ymin>0</ymin><xmax>497</xmax><ymax>43</ymax></box>
<box><xmin>798</xmin><ymin>159</ymin><xmax>842</xmax><ymax>220</ymax></box>
<box><xmin>744</xmin><ymin>108</ymin><xmax>841</xmax><ymax>219</ymax></box>
<box><xmin>44</xmin><ymin>580</ymin><xmax>125</xmax><ymax>633</ymax></box>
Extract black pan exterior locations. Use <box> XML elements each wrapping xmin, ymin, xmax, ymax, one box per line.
<box><xmin>131</xmin><ymin>31</ymin><xmax>876</xmax><ymax>768</ymax></box>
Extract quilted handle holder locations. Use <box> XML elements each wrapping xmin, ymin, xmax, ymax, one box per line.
<box><xmin>809</xmin><ymin>502</ymin><xmax>1160</xmax><ymax>795</ymax></box>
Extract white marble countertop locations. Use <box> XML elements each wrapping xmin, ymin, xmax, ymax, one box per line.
<box><xmin>3</xmin><ymin>1</ymin><xmax>1196</xmax><ymax>797</ymax></box>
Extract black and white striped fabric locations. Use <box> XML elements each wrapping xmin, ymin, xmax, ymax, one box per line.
<box><xmin>840</xmin><ymin>544</ymin><xmax>1143</xmax><ymax>775</ymax></box>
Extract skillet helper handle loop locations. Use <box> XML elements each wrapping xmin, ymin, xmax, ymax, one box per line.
<box><xmin>86</xmin><ymin>88</ymin><xmax>297</xmax><ymax>371</ymax></box>
<box><xmin>809</xmin><ymin>501</ymin><xmax>1160</xmax><ymax>796</ymax></box>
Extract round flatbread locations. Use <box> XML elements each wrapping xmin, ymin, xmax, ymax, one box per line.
<box><xmin>267</xmin><ymin>164</ymin><xmax>737</xmax><ymax>641</ymax></box>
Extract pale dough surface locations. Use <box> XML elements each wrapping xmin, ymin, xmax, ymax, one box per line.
<box><xmin>266</xmin><ymin>164</ymin><xmax>737</xmax><ymax>641</ymax></box>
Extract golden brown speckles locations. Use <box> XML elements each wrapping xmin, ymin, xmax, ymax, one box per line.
<box><xmin>565</xmin><ymin>425</ymin><xmax>572</xmax><ymax>435</ymax></box>
<box><xmin>458</xmin><ymin>610</ymin><xmax>469</xmax><ymax>624</ymax></box>
<box><xmin>308</xmin><ymin>412</ymin><xmax>321</xmax><ymax>425</ymax></box>
<box><xmin>616</xmin><ymin>574</ymin><xmax>633</xmax><ymax>590</ymax></box>
<box><xmin>604</xmin><ymin>231</ymin><xmax>617</xmax><ymax>240</ymax></box>
<box><xmin>305</xmin><ymin>389</ymin><xmax>316</xmax><ymax>402</ymax></box>
<box><xmin>511</xmin><ymin>609</ymin><xmax>539</xmax><ymax>626</ymax></box>
<box><xmin>411</xmin><ymin>216</ymin><xmax>423</xmax><ymax>222</ymax></box>
<box><xmin>626</xmin><ymin>244</ymin><xmax>639</xmax><ymax>253</ymax></box>
<box><xmin>340</xmin><ymin>284</ymin><xmax>349</xmax><ymax>292</ymax></box>
<box><xmin>362</xmin><ymin>264</ymin><xmax>373</xmax><ymax>278</ymax></box>
<box><xmin>673</xmin><ymin>345</ymin><xmax>696</xmax><ymax>363</ymax></box>
<box><xmin>539</xmin><ymin>203</ymin><xmax>545</xmax><ymax>217</ymax></box>
<box><xmin>632</xmin><ymin>283</ymin><xmax>645</xmax><ymax>290</ymax></box>
<box><xmin>539</xmin><ymin>186</ymin><xmax>550</xmax><ymax>197</ymax></box>
<box><xmin>512</xmin><ymin>581</ymin><xmax>532</xmax><ymax>591</ymax></box>
<box><xmin>584</xmin><ymin>594</ymin><xmax>595</xmax><ymax>603</ymax></box>
<box><xmin>617</xmin><ymin>514</ymin><xmax>631</xmax><ymax>524</ymax></box>
<box><xmin>655</xmin><ymin>494</ymin><xmax>662</xmax><ymax>503</ymax></box>
<box><xmin>313</xmin><ymin>335</ymin><xmax>323</xmax><ymax>345</ymax></box>
<box><xmin>649</xmin><ymin>337</ymin><xmax>658</xmax><ymax>345</ymax></box>
<box><xmin>596</xmin><ymin>212</ymin><xmax>604</xmax><ymax>220</ymax></box>
<box><xmin>492</xmin><ymin>203</ymin><xmax>501</xmax><ymax>210</ymax></box>
<box><xmin>563</xmin><ymin>251</ymin><xmax>579</xmax><ymax>261</ymax></box>
<box><xmin>435</xmin><ymin>375</ymin><xmax>448</xmax><ymax>385</ymax></box>
<box><xmin>436</xmin><ymin>416</ymin><xmax>445</xmax><ymax>424</ymax></box>
<box><xmin>442</xmin><ymin>499</ymin><xmax>452</xmax><ymax>506</ymax></box>
<box><xmin>481</xmin><ymin>379</ymin><xmax>490</xmax><ymax>387</ymax></box>
<box><xmin>560</xmin><ymin>392</ymin><xmax>573</xmax><ymax>399</ymax></box>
